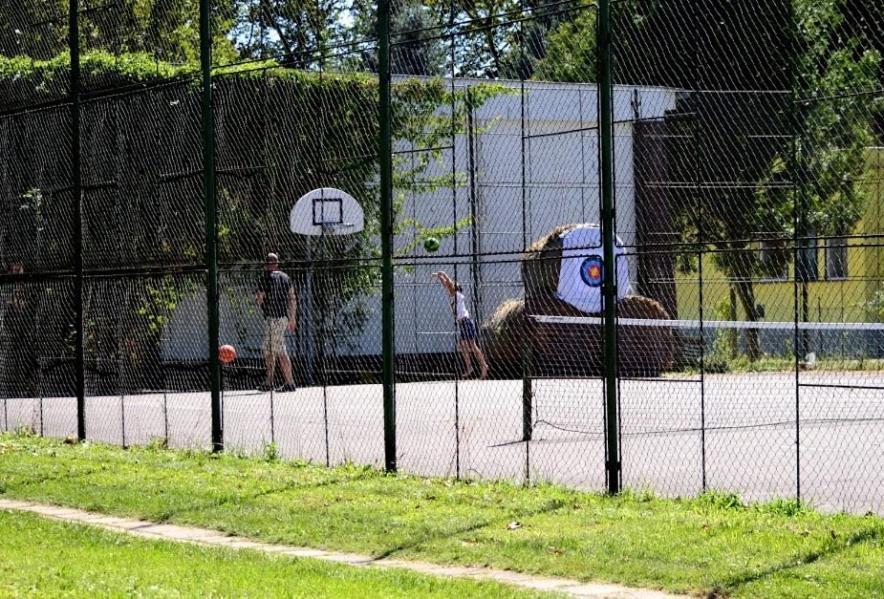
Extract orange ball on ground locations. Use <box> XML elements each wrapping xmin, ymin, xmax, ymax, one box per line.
<box><xmin>218</xmin><ymin>344</ymin><xmax>237</xmax><ymax>364</ymax></box>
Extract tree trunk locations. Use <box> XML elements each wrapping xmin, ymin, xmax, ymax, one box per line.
<box><xmin>719</xmin><ymin>247</ymin><xmax>762</xmax><ymax>362</ymax></box>
<box><xmin>727</xmin><ymin>285</ymin><xmax>738</xmax><ymax>360</ymax></box>
<box><xmin>732</xmin><ymin>277</ymin><xmax>761</xmax><ymax>362</ymax></box>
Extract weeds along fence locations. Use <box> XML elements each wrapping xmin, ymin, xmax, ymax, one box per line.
<box><xmin>1</xmin><ymin>0</ymin><xmax>882</xmax><ymax>513</ymax></box>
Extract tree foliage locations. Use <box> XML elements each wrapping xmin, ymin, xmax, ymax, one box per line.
<box><xmin>0</xmin><ymin>1</ymin><xmax>237</xmax><ymax>64</ymax></box>
<box><xmin>0</xmin><ymin>47</ymin><xmax>502</xmax><ymax>370</ymax></box>
<box><xmin>231</xmin><ymin>0</ymin><xmax>346</xmax><ymax>65</ymax></box>
<box><xmin>532</xmin><ymin>8</ymin><xmax>596</xmax><ymax>82</ymax></box>
<box><xmin>533</xmin><ymin>0</ymin><xmax>881</xmax><ymax>359</ymax></box>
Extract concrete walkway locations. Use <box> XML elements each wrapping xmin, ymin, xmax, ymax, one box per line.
<box><xmin>1</xmin><ymin>498</ymin><xmax>685</xmax><ymax>599</ymax></box>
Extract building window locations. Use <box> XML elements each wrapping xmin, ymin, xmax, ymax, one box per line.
<box><xmin>760</xmin><ymin>240</ymin><xmax>788</xmax><ymax>281</ymax></box>
<box><xmin>798</xmin><ymin>235</ymin><xmax>818</xmax><ymax>282</ymax></box>
<box><xmin>826</xmin><ymin>237</ymin><xmax>848</xmax><ymax>280</ymax></box>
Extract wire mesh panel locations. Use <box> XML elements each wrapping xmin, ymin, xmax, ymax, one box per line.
<box><xmin>74</xmin><ymin>0</ymin><xmax>209</xmax><ymax>449</ymax></box>
<box><xmin>81</xmin><ymin>88</ymin><xmax>204</xmax><ymax>269</ymax></box>
<box><xmin>0</xmin><ymin>2</ymin><xmax>70</xmax><ymax>109</ymax></box>
<box><xmin>320</xmin><ymin>263</ymin><xmax>385</xmax><ymax>467</ymax></box>
<box><xmin>82</xmin><ymin>277</ymin><xmax>211</xmax><ymax>448</ymax></box>
<box><xmin>1</xmin><ymin>108</ymin><xmax>75</xmax><ymax>273</ymax></box>
<box><xmin>613</xmin><ymin>0</ymin><xmax>883</xmax><ymax>509</ymax></box>
<box><xmin>212</xmin><ymin>0</ymin><xmax>386</xmax><ymax>465</ymax></box>
<box><xmin>380</xmin><ymin>0</ymin><xmax>617</xmax><ymax>489</ymax></box>
<box><xmin>1</xmin><ymin>278</ymin><xmax>77</xmax><ymax>437</ymax></box>
<box><xmin>1</xmin><ymin>0</ymin><xmax>882</xmax><ymax>514</ymax></box>
<box><xmin>0</xmin><ymin>1</ymin><xmax>75</xmax><ymax>437</ymax></box>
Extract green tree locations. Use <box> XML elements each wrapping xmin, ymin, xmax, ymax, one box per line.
<box><xmin>0</xmin><ymin>1</ymin><xmax>236</xmax><ymax>64</ymax></box>
<box><xmin>533</xmin><ymin>0</ymin><xmax>881</xmax><ymax>360</ymax></box>
<box><xmin>342</xmin><ymin>0</ymin><xmax>448</xmax><ymax>75</ymax></box>
<box><xmin>231</xmin><ymin>0</ymin><xmax>345</xmax><ymax>65</ymax></box>
<box><xmin>418</xmin><ymin>0</ymin><xmax>518</xmax><ymax>77</ymax></box>
<box><xmin>532</xmin><ymin>7</ymin><xmax>596</xmax><ymax>82</ymax></box>
<box><xmin>0</xmin><ymin>2</ymin><xmax>67</xmax><ymax>60</ymax></box>
<box><xmin>419</xmin><ymin>0</ymin><xmax>581</xmax><ymax>78</ymax></box>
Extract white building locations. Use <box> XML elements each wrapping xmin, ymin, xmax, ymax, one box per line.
<box><xmin>163</xmin><ymin>80</ymin><xmax>678</xmax><ymax>362</ymax></box>
<box><xmin>360</xmin><ymin>79</ymin><xmax>678</xmax><ymax>356</ymax></box>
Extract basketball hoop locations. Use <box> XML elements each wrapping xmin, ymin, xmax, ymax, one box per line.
<box><xmin>290</xmin><ymin>188</ymin><xmax>364</xmax><ymax>236</ymax></box>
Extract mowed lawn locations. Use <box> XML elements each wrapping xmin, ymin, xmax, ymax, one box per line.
<box><xmin>1</xmin><ymin>433</ymin><xmax>883</xmax><ymax>598</ymax></box>
<box><xmin>0</xmin><ymin>510</ymin><xmax>546</xmax><ymax>598</ymax></box>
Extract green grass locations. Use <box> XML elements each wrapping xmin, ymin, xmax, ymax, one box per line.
<box><xmin>675</xmin><ymin>356</ymin><xmax>884</xmax><ymax>375</ymax></box>
<box><xmin>2</xmin><ymin>434</ymin><xmax>883</xmax><ymax>598</ymax></box>
<box><xmin>0</xmin><ymin>510</ymin><xmax>545</xmax><ymax>598</ymax></box>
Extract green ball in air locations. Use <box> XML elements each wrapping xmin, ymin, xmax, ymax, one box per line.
<box><xmin>423</xmin><ymin>237</ymin><xmax>440</xmax><ymax>252</ymax></box>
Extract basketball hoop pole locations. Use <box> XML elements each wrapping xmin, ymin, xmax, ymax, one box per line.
<box><xmin>290</xmin><ymin>189</ymin><xmax>363</xmax><ymax>394</ymax></box>
<box><xmin>304</xmin><ymin>241</ymin><xmax>316</xmax><ymax>387</ymax></box>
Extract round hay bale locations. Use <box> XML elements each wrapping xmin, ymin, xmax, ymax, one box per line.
<box><xmin>523</xmin><ymin>224</ymin><xmax>575</xmax><ymax>307</ymax></box>
<box><xmin>481</xmin><ymin>296</ymin><xmax>601</xmax><ymax>378</ymax></box>
<box><xmin>482</xmin><ymin>294</ymin><xmax>674</xmax><ymax>377</ymax></box>
<box><xmin>522</xmin><ymin>224</ymin><xmax>603</xmax><ymax>376</ymax></box>
<box><xmin>617</xmin><ymin>295</ymin><xmax>674</xmax><ymax>375</ymax></box>
<box><xmin>515</xmin><ymin>225</ymin><xmax>674</xmax><ymax>376</ymax></box>
<box><xmin>482</xmin><ymin>298</ymin><xmax>526</xmax><ymax>378</ymax></box>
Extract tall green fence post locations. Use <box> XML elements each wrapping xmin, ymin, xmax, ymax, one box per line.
<box><xmin>598</xmin><ymin>0</ymin><xmax>621</xmax><ymax>494</ymax></box>
<box><xmin>200</xmin><ymin>0</ymin><xmax>223</xmax><ymax>452</ymax></box>
<box><xmin>378</xmin><ymin>0</ymin><xmax>396</xmax><ymax>472</ymax></box>
<box><xmin>70</xmin><ymin>0</ymin><xmax>85</xmax><ymax>442</ymax></box>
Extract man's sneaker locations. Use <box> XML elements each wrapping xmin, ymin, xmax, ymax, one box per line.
<box><xmin>257</xmin><ymin>382</ymin><xmax>273</xmax><ymax>392</ymax></box>
<box><xmin>276</xmin><ymin>383</ymin><xmax>297</xmax><ymax>393</ymax></box>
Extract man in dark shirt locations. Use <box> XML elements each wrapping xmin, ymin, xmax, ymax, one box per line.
<box><xmin>255</xmin><ymin>253</ymin><xmax>297</xmax><ymax>392</ymax></box>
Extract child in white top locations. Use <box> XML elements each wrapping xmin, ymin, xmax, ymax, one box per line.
<box><xmin>432</xmin><ymin>271</ymin><xmax>489</xmax><ymax>379</ymax></box>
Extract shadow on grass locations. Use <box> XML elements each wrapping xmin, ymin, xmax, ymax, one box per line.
<box><xmin>717</xmin><ymin>525</ymin><xmax>884</xmax><ymax>596</ymax></box>
<box><xmin>0</xmin><ymin>439</ymin><xmax>377</xmax><ymax>527</ymax></box>
<box><xmin>140</xmin><ymin>470</ymin><xmax>379</xmax><ymax>524</ymax></box>
<box><xmin>370</xmin><ymin>497</ymin><xmax>568</xmax><ymax>561</ymax></box>
<box><xmin>2</xmin><ymin>467</ymin><xmax>103</xmax><ymax>493</ymax></box>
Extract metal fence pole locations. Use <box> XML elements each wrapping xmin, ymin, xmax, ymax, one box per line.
<box><xmin>518</xmin><ymin>12</ymin><xmax>533</xmax><ymax>451</ymax></box>
<box><xmin>200</xmin><ymin>0</ymin><xmax>223</xmax><ymax>452</ymax></box>
<box><xmin>598</xmin><ymin>0</ymin><xmax>621</xmax><ymax>494</ymax></box>
<box><xmin>793</xmin><ymin>101</ymin><xmax>807</xmax><ymax>508</ymax></box>
<box><xmin>790</xmin><ymin>3</ymin><xmax>805</xmax><ymax>505</ymax></box>
<box><xmin>70</xmin><ymin>0</ymin><xmax>86</xmax><ymax>442</ymax></box>
<box><xmin>378</xmin><ymin>0</ymin><xmax>396</xmax><ymax>472</ymax></box>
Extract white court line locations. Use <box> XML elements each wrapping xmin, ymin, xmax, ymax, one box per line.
<box><xmin>531</xmin><ymin>315</ymin><xmax>884</xmax><ymax>331</ymax></box>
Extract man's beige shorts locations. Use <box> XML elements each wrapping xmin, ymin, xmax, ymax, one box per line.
<box><xmin>262</xmin><ymin>317</ymin><xmax>289</xmax><ymax>355</ymax></box>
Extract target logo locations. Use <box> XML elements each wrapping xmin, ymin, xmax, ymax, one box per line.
<box><xmin>579</xmin><ymin>256</ymin><xmax>604</xmax><ymax>287</ymax></box>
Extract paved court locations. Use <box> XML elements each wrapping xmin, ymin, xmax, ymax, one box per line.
<box><xmin>4</xmin><ymin>371</ymin><xmax>883</xmax><ymax>515</ymax></box>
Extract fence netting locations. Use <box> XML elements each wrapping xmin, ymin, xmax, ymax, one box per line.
<box><xmin>1</xmin><ymin>0</ymin><xmax>881</xmax><ymax>514</ymax></box>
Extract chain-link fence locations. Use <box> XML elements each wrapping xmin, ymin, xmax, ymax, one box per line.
<box><xmin>1</xmin><ymin>0</ymin><xmax>881</xmax><ymax>514</ymax></box>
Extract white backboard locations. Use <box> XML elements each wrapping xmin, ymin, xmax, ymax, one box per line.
<box><xmin>290</xmin><ymin>188</ymin><xmax>364</xmax><ymax>236</ymax></box>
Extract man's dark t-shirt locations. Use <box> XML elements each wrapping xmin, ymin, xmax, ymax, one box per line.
<box><xmin>258</xmin><ymin>271</ymin><xmax>291</xmax><ymax>319</ymax></box>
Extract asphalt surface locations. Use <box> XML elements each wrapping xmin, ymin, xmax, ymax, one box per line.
<box><xmin>4</xmin><ymin>371</ymin><xmax>882</xmax><ymax>515</ymax></box>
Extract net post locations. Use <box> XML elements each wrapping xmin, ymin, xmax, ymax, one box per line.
<box><xmin>598</xmin><ymin>0</ymin><xmax>621</xmax><ymax>495</ymax></box>
<box><xmin>200</xmin><ymin>0</ymin><xmax>223</xmax><ymax>452</ymax></box>
<box><xmin>70</xmin><ymin>0</ymin><xmax>86</xmax><ymax>442</ymax></box>
<box><xmin>378</xmin><ymin>0</ymin><xmax>397</xmax><ymax>473</ymax></box>
<box><xmin>521</xmin><ymin>343</ymin><xmax>533</xmax><ymax>442</ymax></box>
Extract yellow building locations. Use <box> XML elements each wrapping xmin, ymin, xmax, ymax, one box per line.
<box><xmin>673</xmin><ymin>148</ymin><xmax>884</xmax><ymax>357</ymax></box>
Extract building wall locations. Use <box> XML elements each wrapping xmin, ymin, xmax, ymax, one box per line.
<box><xmin>388</xmin><ymin>81</ymin><xmax>677</xmax><ymax>356</ymax></box>
<box><xmin>673</xmin><ymin>148</ymin><xmax>884</xmax><ymax>357</ymax></box>
<box><xmin>161</xmin><ymin>81</ymin><xmax>679</xmax><ymax>360</ymax></box>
